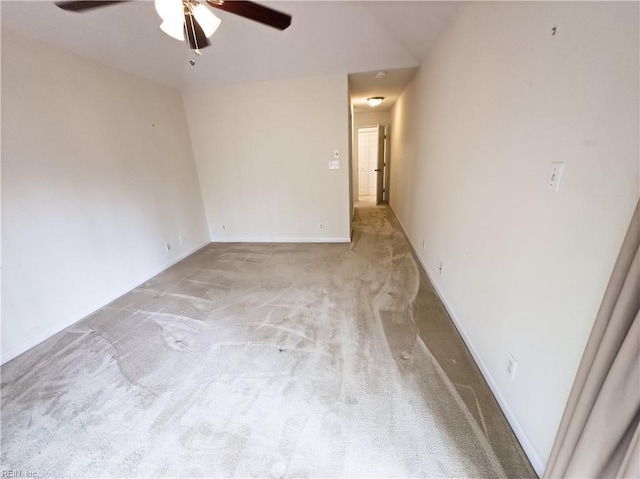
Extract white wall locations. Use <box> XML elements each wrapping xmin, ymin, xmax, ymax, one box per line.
<box><xmin>1</xmin><ymin>29</ymin><xmax>210</xmax><ymax>363</ymax></box>
<box><xmin>183</xmin><ymin>75</ymin><xmax>350</xmax><ymax>242</ymax></box>
<box><xmin>354</xmin><ymin>111</ymin><xmax>391</xmax><ymax>129</ymax></box>
<box><xmin>389</xmin><ymin>2</ymin><xmax>639</xmax><ymax>474</ymax></box>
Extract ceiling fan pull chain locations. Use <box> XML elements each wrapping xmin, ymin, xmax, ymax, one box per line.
<box><xmin>184</xmin><ymin>24</ymin><xmax>195</xmax><ymax>65</ymax></box>
<box><xmin>188</xmin><ymin>7</ymin><xmax>200</xmax><ymax>51</ymax></box>
<box><xmin>184</xmin><ymin>4</ymin><xmax>200</xmax><ymax>65</ymax></box>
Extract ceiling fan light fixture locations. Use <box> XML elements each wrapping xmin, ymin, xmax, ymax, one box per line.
<box><xmin>160</xmin><ymin>19</ymin><xmax>185</xmax><ymax>41</ymax></box>
<box><xmin>155</xmin><ymin>0</ymin><xmax>183</xmax><ymax>22</ymax></box>
<box><xmin>367</xmin><ymin>97</ymin><xmax>384</xmax><ymax>107</ymax></box>
<box><xmin>193</xmin><ymin>4</ymin><xmax>221</xmax><ymax>38</ymax></box>
<box><xmin>55</xmin><ymin>0</ymin><xmax>293</xmax><ymax>53</ymax></box>
<box><xmin>156</xmin><ymin>0</ymin><xmax>185</xmax><ymax>40</ymax></box>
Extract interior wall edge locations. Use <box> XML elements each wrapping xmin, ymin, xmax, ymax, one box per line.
<box><xmin>2</xmin><ymin>28</ymin><xmax>211</xmax><ymax>363</ymax></box>
<box><xmin>387</xmin><ymin>204</ymin><xmax>545</xmax><ymax>476</ymax></box>
<box><xmin>1</xmin><ymin>240</ymin><xmax>210</xmax><ymax>365</ymax></box>
<box><xmin>179</xmin><ymin>91</ymin><xmax>214</xmax><ymax>245</ymax></box>
<box><xmin>183</xmin><ymin>73</ymin><xmax>351</xmax><ymax>243</ymax></box>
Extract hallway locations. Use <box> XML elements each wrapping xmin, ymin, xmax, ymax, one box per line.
<box><xmin>2</xmin><ymin>203</ymin><xmax>534</xmax><ymax>478</ymax></box>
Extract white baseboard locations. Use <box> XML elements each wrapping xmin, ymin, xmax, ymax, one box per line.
<box><xmin>210</xmin><ymin>236</ymin><xmax>351</xmax><ymax>243</ymax></box>
<box><xmin>425</xmin><ymin>271</ymin><xmax>546</xmax><ymax>476</ymax></box>
<box><xmin>1</xmin><ymin>240</ymin><xmax>210</xmax><ymax>365</ymax></box>
<box><xmin>388</xmin><ymin>207</ymin><xmax>545</xmax><ymax>477</ymax></box>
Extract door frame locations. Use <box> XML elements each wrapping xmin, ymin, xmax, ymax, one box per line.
<box><xmin>375</xmin><ymin>124</ymin><xmax>385</xmax><ymax>205</ymax></box>
<box><xmin>355</xmin><ymin>123</ymin><xmax>390</xmax><ymax>204</ymax></box>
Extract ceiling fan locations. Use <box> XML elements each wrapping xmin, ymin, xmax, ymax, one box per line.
<box><xmin>55</xmin><ymin>0</ymin><xmax>292</xmax><ymax>55</ymax></box>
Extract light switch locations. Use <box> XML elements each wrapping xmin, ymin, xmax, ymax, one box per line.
<box><xmin>329</xmin><ymin>160</ymin><xmax>340</xmax><ymax>170</ymax></box>
<box><xmin>547</xmin><ymin>162</ymin><xmax>565</xmax><ymax>192</ymax></box>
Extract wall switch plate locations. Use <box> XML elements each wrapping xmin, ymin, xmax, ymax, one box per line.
<box><xmin>547</xmin><ymin>162</ymin><xmax>565</xmax><ymax>192</ymax></box>
<box><xmin>507</xmin><ymin>354</ymin><xmax>518</xmax><ymax>379</ymax></box>
<box><xmin>329</xmin><ymin>160</ymin><xmax>340</xmax><ymax>170</ymax></box>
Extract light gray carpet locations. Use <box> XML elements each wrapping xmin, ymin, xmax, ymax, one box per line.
<box><xmin>2</xmin><ymin>204</ymin><xmax>525</xmax><ymax>478</ymax></box>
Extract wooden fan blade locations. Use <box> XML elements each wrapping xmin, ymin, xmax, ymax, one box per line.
<box><xmin>185</xmin><ymin>13</ymin><xmax>211</xmax><ymax>50</ymax></box>
<box><xmin>55</xmin><ymin>1</ymin><xmax>130</xmax><ymax>12</ymax></box>
<box><xmin>206</xmin><ymin>1</ymin><xmax>291</xmax><ymax>31</ymax></box>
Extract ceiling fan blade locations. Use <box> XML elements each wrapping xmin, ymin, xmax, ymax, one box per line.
<box><xmin>206</xmin><ymin>1</ymin><xmax>291</xmax><ymax>31</ymax></box>
<box><xmin>185</xmin><ymin>13</ymin><xmax>211</xmax><ymax>50</ymax></box>
<box><xmin>55</xmin><ymin>1</ymin><xmax>130</xmax><ymax>12</ymax></box>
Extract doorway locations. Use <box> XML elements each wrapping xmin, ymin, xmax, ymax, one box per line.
<box><xmin>357</xmin><ymin>125</ymin><xmax>388</xmax><ymax>204</ymax></box>
<box><xmin>358</xmin><ymin>127</ymin><xmax>378</xmax><ymax>202</ymax></box>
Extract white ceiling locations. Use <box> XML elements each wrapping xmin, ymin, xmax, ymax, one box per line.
<box><xmin>1</xmin><ymin>1</ymin><xmax>462</xmax><ymax>105</ymax></box>
<box><xmin>349</xmin><ymin>67</ymin><xmax>418</xmax><ymax>112</ymax></box>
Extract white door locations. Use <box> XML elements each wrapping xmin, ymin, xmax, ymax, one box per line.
<box><xmin>358</xmin><ymin>127</ymin><xmax>378</xmax><ymax>197</ymax></box>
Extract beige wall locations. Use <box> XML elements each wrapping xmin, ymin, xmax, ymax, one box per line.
<box><xmin>2</xmin><ymin>29</ymin><xmax>209</xmax><ymax>362</ymax></box>
<box><xmin>389</xmin><ymin>2</ymin><xmax>639</xmax><ymax>474</ymax></box>
<box><xmin>354</xmin><ymin>111</ymin><xmax>391</xmax><ymax>129</ymax></box>
<box><xmin>184</xmin><ymin>75</ymin><xmax>351</xmax><ymax>242</ymax></box>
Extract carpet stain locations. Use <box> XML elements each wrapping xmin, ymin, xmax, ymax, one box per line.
<box><xmin>0</xmin><ymin>204</ymin><xmax>532</xmax><ymax>478</ymax></box>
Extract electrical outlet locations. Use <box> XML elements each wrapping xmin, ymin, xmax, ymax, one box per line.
<box><xmin>507</xmin><ymin>354</ymin><xmax>518</xmax><ymax>380</ymax></box>
<box><xmin>222</xmin><ymin>224</ymin><xmax>227</xmax><ymax>231</ymax></box>
<box><xmin>319</xmin><ymin>223</ymin><xmax>324</xmax><ymax>230</ymax></box>
<box><xmin>438</xmin><ymin>261</ymin><xmax>443</xmax><ymax>274</ymax></box>
<box><xmin>165</xmin><ymin>243</ymin><xmax>171</xmax><ymax>252</ymax></box>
